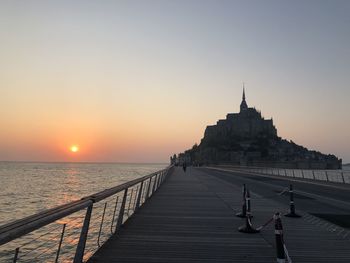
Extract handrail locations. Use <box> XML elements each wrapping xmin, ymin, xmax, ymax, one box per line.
<box><xmin>89</xmin><ymin>170</ymin><xmax>159</xmax><ymax>202</ymax></box>
<box><xmin>0</xmin><ymin>165</ymin><xmax>172</xmax><ymax>251</ymax></box>
<box><xmin>209</xmin><ymin>165</ymin><xmax>349</xmax><ymax>185</ymax></box>
<box><xmin>0</xmin><ymin>199</ymin><xmax>88</xmax><ymax>234</ymax></box>
<box><xmin>0</xmin><ymin>199</ymin><xmax>92</xmax><ymax>246</ymax></box>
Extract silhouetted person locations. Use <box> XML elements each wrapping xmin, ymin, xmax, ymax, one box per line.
<box><xmin>182</xmin><ymin>163</ymin><xmax>187</xmax><ymax>172</ymax></box>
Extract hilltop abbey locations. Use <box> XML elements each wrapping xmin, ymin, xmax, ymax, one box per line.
<box><xmin>204</xmin><ymin>88</ymin><xmax>277</xmax><ymax>141</ymax></box>
<box><xmin>174</xmin><ymin>88</ymin><xmax>342</xmax><ymax>169</ymax></box>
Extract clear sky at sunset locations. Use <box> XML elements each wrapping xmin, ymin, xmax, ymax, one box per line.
<box><xmin>1</xmin><ymin>0</ymin><xmax>349</xmax><ymax>163</ymax></box>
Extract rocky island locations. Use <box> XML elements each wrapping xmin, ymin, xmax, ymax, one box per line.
<box><xmin>173</xmin><ymin>89</ymin><xmax>342</xmax><ymax>169</ymax></box>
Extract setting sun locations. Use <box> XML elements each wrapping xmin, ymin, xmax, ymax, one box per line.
<box><xmin>70</xmin><ymin>145</ymin><xmax>79</xmax><ymax>153</ymax></box>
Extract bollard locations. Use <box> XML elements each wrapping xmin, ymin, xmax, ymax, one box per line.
<box><xmin>274</xmin><ymin>212</ymin><xmax>292</xmax><ymax>263</ymax></box>
<box><xmin>236</xmin><ymin>184</ymin><xmax>247</xmax><ymax>218</ymax></box>
<box><xmin>238</xmin><ymin>189</ymin><xmax>259</xmax><ymax>233</ymax></box>
<box><xmin>274</xmin><ymin>213</ymin><xmax>285</xmax><ymax>262</ymax></box>
<box><xmin>284</xmin><ymin>184</ymin><xmax>301</xmax><ymax>218</ymax></box>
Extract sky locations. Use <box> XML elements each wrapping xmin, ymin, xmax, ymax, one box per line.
<box><xmin>0</xmin><ymin>0</ymin><xmax>349</xmax><ymax>163</ymax></box>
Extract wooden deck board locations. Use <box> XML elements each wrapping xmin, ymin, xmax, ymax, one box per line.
<box><xmin>88</xmin><ymin>167</ymin><xmax>350</xmax><ymax>263</ymax></box>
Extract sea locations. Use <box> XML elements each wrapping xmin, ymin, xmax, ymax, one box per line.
<box><xmin>0</xmin><ymin>162</ymin><xmax>167</xmax><ymax>262</ymax></box>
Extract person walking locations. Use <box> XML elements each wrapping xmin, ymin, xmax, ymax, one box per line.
<box><xmin>182</xmin><ymin>163</ymin><xmax>187</xmax><ymax>172</ymax></box>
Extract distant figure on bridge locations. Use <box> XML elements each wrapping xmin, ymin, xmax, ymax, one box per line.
<box><xmin>182</xmin><ymin>163</ymin><xmax>187</xmax><ymax>172</ymax></box>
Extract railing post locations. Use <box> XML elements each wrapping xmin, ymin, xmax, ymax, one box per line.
<box><xmin>141</xmin><ymin>180</ymin><xmax>147</xmax><ymax>202</ymax></box>
<box><xmin>301</xmin><ymin>170</ymin><xmax>304</xmax><ymax>178</ymax></box>
<box><xmin>13</xmin><ymin>247</ymin><xmax>19</xmax><ymax>263</ymax></box>
<box><xmin>116</xmin><ymin>188</ymin><xmax>128</xmax><ymax>232</ymax></box>
<box><xmin>341</xmin><ymin>171</ymin><xmax>345</xmax><ymax>183</ymax></box>
<box><xmin>135</xmin><ymin>182</ymin><xmax>144</xmax><ymax>210</ymax></box>
<box><xmin>312</xmin><ymin>170</ymin><xmax>315</xmax><ymax>180</ymax></box>
<box><xmin>132</xmin><ymin>185</ymin><xmax>139</xmax><ymax>211</ymax></box>
<box><xmin>325</xmin><ymin>171</ymin><xmax>329</xmax><ymax>181</ymax></box>
<box><xmin>145</xmin><ymin>177</ymin><xmax>152</xmax><ymax>199</ymax></box>
<box><xmin>73</xmin><ymin>202</ymin><xmax>93</xmax><ymax>263</ymax></box>
<box><xmin>97</xmin><ymin>202</ymin><xmax>107</xmax><ymax>247</ymax></box>
<box><xmin>55</xmin><ymin>223</ymin><xmax>66</xmax><ymax>263</ymax></box>
<box><xmin>158</xmin><ymin>172</ymin><xmax>163</xmax><ymax>185</ymax></box>
<box><xmin>284</xmin><ymin>169</ymin><xmax>287</xmax><ymax>176</ymax></box>
<box><xmin>110</xmin><ymin>196</ymin><xmax>119</xmax><ymax>234</ymax></box>
<box><xmin>152</xmin><ymin>175</ymin><xmax>157</xmax><ymax>194</ymax></box>
<box><xmin>156</xmin><ymin>173</ymin><xmax>162</xmax><ymax>189</ymax></box>
<box><xmin>127</xmin><ymin>189</ymin><xmax>134</xmax><ymax>216</ymax></box>
<box><xmin>163</xmin><ymin>170</ymin><xmax>168</xmax><ymax>182</ymax></box>
<box><xmin>292</xmin><ymin>170</ymin><xmax>295</xmax><ymax>178</ymax></box>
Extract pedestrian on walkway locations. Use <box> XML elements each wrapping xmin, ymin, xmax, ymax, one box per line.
<box><xmin>182</xmin><ymin>163</ymin><xmax>187</xmax><ymax>172</ymax></box>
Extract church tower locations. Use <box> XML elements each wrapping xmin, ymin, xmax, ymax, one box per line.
<box><xmin>240</xmin><ymin>86</ymin><xmax>248</xmax><ymax>112</ymax></box>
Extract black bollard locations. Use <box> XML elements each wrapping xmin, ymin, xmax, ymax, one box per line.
<box><xmin>238</xmin><ymin>190</ymin><xmax>260</xmax><ymax>233</ymax></box>
<box><xmin>274</xmin><ymin>212</ymin><xmax>286</xmax><ymax>263</ymax></box>
<box><xmin>236</xmin><ymin>184</ymin><xmax>247</xmax><ymax>218</ymax></box>
<box><xmin>284</xmin><ymin>184</ymin><xmax>301</xmax><ymax>218</ymax></box>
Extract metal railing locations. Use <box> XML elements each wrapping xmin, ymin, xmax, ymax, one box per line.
<box><xmin>0</xmin><ymin>166</ymin><xmax>173</xmax><ymax>262</ymax></box>
<box><xmin>210</xmin><ymin>165</ymin><xmax>350</xmax><ymax>184</ymax></box>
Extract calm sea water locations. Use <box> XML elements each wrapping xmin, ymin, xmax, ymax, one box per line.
<box><xmin>0</xmin><ymin>162</ymin><xmax>166</xmax><ymax>226</ymax></box>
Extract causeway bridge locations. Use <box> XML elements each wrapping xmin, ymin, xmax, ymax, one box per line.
<box><xmin>1</xmin><ymin>166</ymin><xmax>350</xmax><ymax>262</ymax></box>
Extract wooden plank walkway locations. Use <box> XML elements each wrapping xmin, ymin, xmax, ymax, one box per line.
<box><xmin>88</xmin><ymin>167</ymin><xmax>350</xmax><ymax>263</ymax></box>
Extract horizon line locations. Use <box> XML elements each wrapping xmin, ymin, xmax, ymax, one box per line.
<box><xmin>0</xmin><ymin>160</ymin><xmax>169</xmax><ymax>165</ymax></box>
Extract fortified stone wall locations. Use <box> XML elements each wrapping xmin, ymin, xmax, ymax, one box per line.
<box><xmin>203</xmin><ymin>107</ymin><xmax>277</xmax><ymax>141</ymax></box>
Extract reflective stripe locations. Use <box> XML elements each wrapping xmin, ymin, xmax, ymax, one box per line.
<box><xmin>248</xmin><ymin>217</ymin><xmax>253</xmax><ymax>227</ymax></box>
<box><xmin>275</xmin><ymin>230</ymin><xmax>283</xmax><ymax>234</ymax></box>
<box><xmin>283</xmin><ymin>244</ymin><xmax>292</xmax><ymax>263</ymax></box>
<box><xmin>277</xmin><ymin>258</ymin><xmax>286</xmax><ymax>263</ymax></box>
<box><xmin>273</xmin><ymin>214</ymin><xmax>281</xmax><ymax>220</ymax></box>
<box><xmin>290</xmin><ymin>201</ymin><xmax>294</xmax><ymax>204</ymax></box>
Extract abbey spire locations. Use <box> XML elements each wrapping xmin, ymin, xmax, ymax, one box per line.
<box><xmin>240</xmin><ymin>84</ymin><xmax>248</xmax><ymax>112</ymax></box>
<box><xmin>243</xmin><ymin>86</ymin><xmax>246</xmax><ymax>100</ymax></box>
